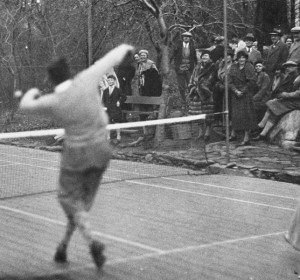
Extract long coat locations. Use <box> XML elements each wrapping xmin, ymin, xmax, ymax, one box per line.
<box><xmin>264</xmin><ymin>41</ymin><xmax>289</xmax><ymax>76</ymax></box>
<box><xmin>188</xmin><ymin>61</ymin><xmax>216</xmax><ymax>122</ymax></box>
<box><xmin>288</xmin><ymin>41</ymin><xmax>300</xmax><ymax>63</ymax></box>
<box><xmin>228</xmin><ymin>61</ymin><xmax>257</xmax><ymax>131</ymax></box>
<box><xmin>102</xmin><ymin>87</ymin><xmax>126</xmax><ymax>123</ymax></box>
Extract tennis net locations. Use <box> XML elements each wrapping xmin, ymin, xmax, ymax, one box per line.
<box><xmin>0</xmin><ymin>114</ymin><xmax>213</xmax><ymax>200</ymax></box>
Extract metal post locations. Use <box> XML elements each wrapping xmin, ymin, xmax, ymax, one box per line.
<box><xmin>224</xmin><ymin>0</ymin><xmax>230</xmax><ymax>163</ymax></box>
<box><xmin>88</xmin><ymin>0</ymin><xmax>92</xmax><ymax>66</ymax></box>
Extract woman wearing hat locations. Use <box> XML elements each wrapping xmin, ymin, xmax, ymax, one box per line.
<box><xmin>253</xmin><ymin>60</ymin><xmax>300</xmax><ymax>141</ymax></box>
<box><xmin>188</xmin><ymin>50</ymin><xmax>216</xmax><ymax>140</ymax></box>
<box><xmin>137</xmin><ymin>50</ymin><xmax>162</xmax><ymax>97</ymax></box>
<box><xmin>228</xmin><ymin>50</ymin><xmax>257</xmax><ymax>145</ymax></box>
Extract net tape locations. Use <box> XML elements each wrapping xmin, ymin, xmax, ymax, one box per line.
<box><xmin>0</xmin><ymin>114</ymin><xmax>206</xmax><ymax>139</ymax></box>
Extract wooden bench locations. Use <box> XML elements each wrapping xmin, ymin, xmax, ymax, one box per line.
<box><xmin>122</xmin><ymin>95</ymin><xmax>173</xmax><ymax>145</ymax></box>
<box><xmin>122</xmin><ymin>95</ymin><xmax>172</xmax><ymax>120</ymax></box>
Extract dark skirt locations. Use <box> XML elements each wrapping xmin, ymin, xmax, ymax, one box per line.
<box><xmin>231</xmin><ymin>92</ymin><xmax>256</xmax><ymax>131</ymax></box>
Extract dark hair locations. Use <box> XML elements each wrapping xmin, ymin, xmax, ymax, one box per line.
<box><xmin>47</xmin><ymin>57</ymin><xmax>71</xmax><ymax>86</ymax></box>
<box><xmin>236</xmin><ymin>50</ymin><xmax>248</xmax><ymax>60</ymax></box>
<box><xmin>107</xmin><ymin>75</ymin><xmax>116</xmax><ymax>80</ymax></box>
<box><xmin>254</xmin><ymin>60</ymin><xmax>263</xmax><ymax>66</ymax></box>
<box><xmin>227</xmin><ymin>49</ymin><xmax>234</xmax><ymax>58</ymax></box>
<box><xmin>201</xmin><ymin>50</ymin><xmax>210</xmax><ymax>58</ymax></box>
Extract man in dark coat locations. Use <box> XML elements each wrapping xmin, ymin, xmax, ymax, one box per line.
<box><xmin>170</xmin><ymin>31</ymin><xmax>197</xmax><ymax>103</ymax></box>
<box><xmin>264</xmin><ymin>28</ymin><xmax>289</xmax><ymax>80</ymax></box>
<box><xmin>102</xmin><ymin>75</ymin><xmax>126</xmax><ymax>142</ymax></box>
<box><xmin>210</xmin><ymin>36</ymin><xmax>225</xmax><ymax>63</ymax></box>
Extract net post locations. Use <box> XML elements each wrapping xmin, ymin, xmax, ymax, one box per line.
<box><xmin>223</xmin><ymin>0</ymin><xmax>230</xmax><ymax>164</ymax></box>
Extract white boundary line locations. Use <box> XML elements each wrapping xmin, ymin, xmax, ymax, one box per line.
<box><xmin>162</xmin><ymin>177</ymin><xmax>298</xmax><ymax>200</ymax></box>
<box><xmin>0</xmin><ymin>205</ymin><xmax>163</xmax><ymax>254</ymax></box>
<box><xmin>50</xmin><ymin>229</ymin><xmax>287</xmax><ymax>275</ymax></box>
<box><xmin>125</xmin><ymin>180</ymin><xmax>295</xmax><ymax>212</ymax></box>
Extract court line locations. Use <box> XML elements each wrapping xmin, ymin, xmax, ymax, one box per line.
<box><xmin>0</xmin><ymin>159</ymin><xmax>58</xmax><ymax>171</ymax></box>
<box><xmin>50</xmin><ymin>229</ymin><xmax>287</xmax><ymax>275</ymax></box>
<box><xmin>162</xmin><ymin>177</ymin><xmax>298</xmax><ymax>200</ymax></box>
<box><xmin>0</xmin><ymin>205</ymin><xmax>163</xmax><ymax>254</ymax></box>
<box><xmin>109</xmin><ymin>168</ymin><xmax>298</xmax><ymax>201</ymax></box>
<box><xmin>125</xmin><ymin>180</ymin><xmax>295</xmax><ymax>212</ymax></box>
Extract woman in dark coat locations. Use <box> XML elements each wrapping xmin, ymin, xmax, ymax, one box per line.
<box><xmin>228</xmin><ymin>50</ymin><xmax>257</xmax><ymax>145</ymax></box>
<box><xmin>253</xmin><ymin>61</ymin><xmax>300</xmax><ymax>141</ymax></box>
<box><xmin>188</xmin><ymin>51</ymin><xmax>216</xmax><ymax>140</ymax></box>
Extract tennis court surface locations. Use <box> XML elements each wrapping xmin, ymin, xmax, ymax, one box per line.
<box><xmin>0</xmin><ymin>143</ymin><xmax>299</xmax><ymax>280</ymax></box>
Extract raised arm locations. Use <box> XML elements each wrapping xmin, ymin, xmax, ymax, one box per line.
<box><xmin>75</xmin><ymin>44</ymin><xmax>134</xmax><ymax>88</ymax></box>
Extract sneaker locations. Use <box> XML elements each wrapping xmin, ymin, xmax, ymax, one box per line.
<box><xmin>90</xmin><ymin>240</ymin><xmax>106</xmax><ymax>269</ymax></box>
<box><xmin>54</xmin><ymin>245</ymin><xmax>67</xmax><ymax>263</ymax></box>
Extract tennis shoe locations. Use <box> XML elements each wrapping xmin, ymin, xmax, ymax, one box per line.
<box><xmin>90</xmin><ymin>240</ymin><xmax>106</xmax><ymax>269</ymax></box>
<box><xmin>54</xmin><ymin>246</ymin><xmax>67</xmax><ymax>263</ymax></box>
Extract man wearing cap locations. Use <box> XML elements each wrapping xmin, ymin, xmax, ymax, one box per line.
<box><xmin>210</xmin><ymin>36</ymin><xmax>225</xmax><ymax>63</ymax></box>
<box><xmin>264</xmin><ymin>28</ymin><xmax>289</xmax><ymax>80</ymax></box>
<box><xmin>244</xmin><ymin>33</ymin><xmax>262</xmax><ymax>65</ymax></box>
<box><xmin>170</xmin><ymin>31</ymin><xmax>197</xmax><ymax>103</ymax></box>
<box><xmin>288</xmin><ymin>27</ymin><xmax>300</xmax><ymax>63</ymax></box>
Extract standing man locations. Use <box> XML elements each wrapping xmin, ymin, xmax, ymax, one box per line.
<box><xmin>244</xmin><ymin>33</ymin><xmax>262</xmax><ymax>65</ymax></box>
<box><xmin>288</xmin><ymin>26</ymin><xmax>300</xmax><ymax>63</ymax></box>
<box><xmin>264</xmin><ymin>28</ymin><xmax>289</xmax><ymax>80</ymax></box>
<box><xmin>170</xmin><ymin>31</ymin><xmax>197</xmax><ymax>104</ymax></box>
<box><xmin>210</xmin><ymin>36</ymin><xmax>225</xmax><ymax>63</ymax></box>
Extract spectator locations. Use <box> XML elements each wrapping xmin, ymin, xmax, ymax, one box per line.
<box><xmin>138</xmin><ymin>49</ymin><xmax>162</xmax><ymax>97</ymax></box>
<box><xmin>252</xmin><ymin>41</ymin><xmax>258</xmax><ymax>51</ymax></box>
<box><xmin>170</xmin><ymin>31</ymin><xmax>197</xmax><ymax>103</ymax></box>
<box><xmin>288</xmin><ymin>27</ymin><xmax>300</xmax><ymax>63</ymax></box>
<box><xmin>102</xmin><ymin>75</ymin><xmax>126</xmax><ymax>143</ymax></box>
<box><xmin>285</xmin><ymin>37</ymin><xmax>293</xmax><ymax>50</ymax></box>
<box><xmin>231</xmin><ymin>34</ymin><xmax>246</xmax><ymax>58</ymax></box>
<box><xmin>228</xmin><ymin>50</ymin><xmax>257</xmax><ymax>145</ymax></box>
<box><xmin>213</xmin><ymin>49</ymin><xmax>235</xmax><ymax>125</ymax></box>
<box><xmin>210</xmin><ymin>36</ymin><xmax>225</xmax><ymax>63</ymax></box>
<box><xmin>264</xmin><ymin>28</ymin><xmax>289</xmax><ymax>80</ymax></box>
<box><xmin>115</xmin><ymin>52</ymin><xmax>136</xmax><ymax>97</ymax></box>
<box><xmin>253</xmin><ymin>60</ymin><xmax>270</xmax><ymax>124</ymax></box>
<box><xmin>188</xmin><ymin>51</ymin><xmax>216</xmax><ymax>140</ymax></box>
<box><xmin>269</xmin><ymin>65</ymin><xmax>285</xmax><ymax>99</ymax></box>
<box><xmin>131</xmin><ymin>53</ymin><xmax>140</xmax><ymax>97</ymax></box>
<box><xmin>253</xmin><ymin>60</ymin><xmax>299</xmax><ymax>141</ymax></box>
<box><xmin>244</xmin><ymin>33</ymin><xmax>262</xmax><ymax>65</ymax></box>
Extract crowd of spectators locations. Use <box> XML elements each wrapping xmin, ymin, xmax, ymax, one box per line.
<box><xmin>98</xmin><ymin>26</ymin><xmax>300</xmax><ymax>146</ymax></box>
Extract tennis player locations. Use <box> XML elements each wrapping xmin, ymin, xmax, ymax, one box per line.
<box><xmin>19</xmin><ymin>44</ymin><xmax>134</xmax><ymax>269</ymax></box>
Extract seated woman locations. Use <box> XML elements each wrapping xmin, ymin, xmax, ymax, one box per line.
<box><xmin>188</xmin><ymin>50</ymin><xmax>216</xmax><ymax>140</ymax></box>
<box><xmin>254</xmin><ymin>60</ymin><xmax>300</xmax><ymax>141</ymax></box>
<box><xmin>253</xmin><ymin>61</ymin><xmax>271</xmax><ymax>124</ymax></box>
